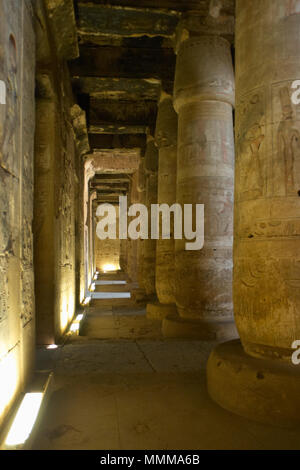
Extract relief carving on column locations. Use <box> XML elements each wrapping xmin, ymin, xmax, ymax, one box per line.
<box><xmin>273</xmin><ymin>83</ymin><xmax>300</xmax><ymax>196</ymax></box>
<box><xmin>236</xmin><ymin>89</ymin><xmax>265</xmax><ymax>202</ymax></box>
<box><xmin>21</xmin><ymin>268</ymin><xmax>34</xmax><ymax>326</ymax></box>
<box><xmin>0</xmin><ymin>257</ymin><xmax>8</xmax><ymax>326</ymax></box>
<box><xmin>0</xmin><ymin>32</ymin><xmax>19</xmax><ymax>176</ymax></box>
<box><xmin>59</xmin><ymin>148</ymin><xmax>73</xmax><ymax>267</ymax></box>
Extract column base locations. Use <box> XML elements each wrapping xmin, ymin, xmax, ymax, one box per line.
<box><xmin>207</xmin><ymin>339</ymin><xmax>300</xmax><ymax>427</ymax></box>
<box><xmin>131</xmin><ymin>288</ymin><xmax>147</xmax><ymax>303</ymax></box>
<box><xmin>162</xmin><ymin>313</ymin><xmax>238</xmax><ymax>340</ymax></box>
<box><xmin>146</xmin><ymin>302</ymin><xmax>177</xmax><ymax>321</ymax></box>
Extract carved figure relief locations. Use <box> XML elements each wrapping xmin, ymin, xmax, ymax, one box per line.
<box><xmin>236</xmin><ymin>91</ymin><xmax>265</xmax><ymax>201</ymax></box>
<box><xmin>60</xmin><ymin>146</ymin><xmax>73</xmax><ymax>266</ymax></box>
<box><xmin>277</xmin><ymin>86</ymin><xmax>300</xmax><ymax>196</ymax></box>
<box><xmin>1</xmin><ymin>33</ymin><xmax>19</xmax><ymax>174</ymax></box>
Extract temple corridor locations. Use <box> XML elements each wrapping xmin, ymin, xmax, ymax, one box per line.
<box><xmin>32</xmin><ymin>272</ymin><xmax>300</xmax><ymax>450</ymax></box>
<box><xmin>2</xmin><ymin>0</ymin><xmax>300</xmax><ymax>452</ymax></box>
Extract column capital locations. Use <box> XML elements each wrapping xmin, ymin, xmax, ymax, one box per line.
<box><xmin>173</xmin><ymin>34</ymin><xmax>235</xmax><ymax>112</ymax></box>
<box><xmin>174</xmin><ymin>6</ymin><xmax>234</xmax><ymax>53</ymax></box>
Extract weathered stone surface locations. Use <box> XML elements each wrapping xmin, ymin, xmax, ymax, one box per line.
<box><xmin>90</xmin><ymin>98</ymin><xmax>157</xmax><ymax>125</ymax></box>
<box><xmin>0</xmin><ymin>0</ymin><xmax>35</xmax><ymax>428</ymax></box>
<box><xmin>207</xmin><ymin>0</ymin><xmax>300</xmax><ymax>427</ymax></box>
<box><xmin>34</xmin><ymin>21</ymin><xmax>77</xmax><ymax>344</ymax></box>
<box><xmin>72</xmin><ymin>77</ymin><xmax>161</xmax><ymax>102</ymax></box>
<box><xmin>136</xmin><ymin>159</ymin><xmax>147</xmax><ymax>299</ymax></box>
<box><xmin>75</xmin><ymin>0</ymin><xmax>235</xmax><ymax>15</ymax></box>
<box><xmin>175</xmin><ymin>9</ymin><xmax>235</xmax><ymax>48</ymax></box>
<box><xmin>137</xmin><ymin>156</ymin><xmax>146</xmax><ymax>193</ymax></box>
<box><xmin>125</xmin><ymin>171</ymin><xmax>139</xmax><ymax>284</ymax></box>
<box><xmin>207</xmin><ymin>340</ymin><xmax>300</xmax><ymax>427</ymax></box>
<box><xmin>70</xmin><ymin>104</ymin><xmax>90</xmax><ymax>157</ymax></box>
<box><xmin>146</xmin><ymin>302</ymin><xmax>177</xmax><ymax>320</ymax></box>
<box><xmin>77</xmin><ymin>4</ymin><xmax>179</xmax><ymax>39</ymax></box>
<box><xmin>89</xmin><ymin>133</ymin><xmax>146</xmax><ymax>151</ymax></box>
<box><xmin>69</xmin><ymin>46</ymin><xmax>176</xmax><ymax>81</ymax></box>
<box><xmin>155</xmin><ymin>94</ymin><xmax>177</xmax><ymax>307</ymax></box>
<box><xmin>34</xmin><ymin>99</ymin><xmax>56</xmax><ymax>344</ymax></box>
<box><xmin>119</xmin><ymin>239</ymin><xmax>127</xmax><ymax>272</ymax></box>
<box><xmin>90</xmin><ymin>182</ymin><xmax>130</xmax><ymax>192</ymax></box>
<box><xmin>144</xmin><ymin>137</ymin><xmax>159</xmax><ymax>173</ymax></box>
<box><xmin>143</xmin><ymin>138</ymin><xmax>158</xmax><ymax>297</ymax></box>
<box><xmin>232</xmin><ymin>0</ymin><xmax>300</xmax><ymax>361</ymax></box>
<box><xmin>44</xmin><ymin>0</ymin><xmax>79</xmax><ymax>60</ymax></box>
<box><xmin>86</xmin><ymin>152</ymin><xmax>140</xmax><ymax>175</ymax></box>
<box><xmin>89</xmin><ymin>124</ymin><xmax>148</xmax><ymax>135</ymax></box>
<box><xmin>163</xmin><ymin>314</ymin><xmax>238</xmax><ymax>340</ymax></box>
<box><xmin>173</xmin><ymin>29</ymin><xmax>235</xmax><ymax>335</ymax></box>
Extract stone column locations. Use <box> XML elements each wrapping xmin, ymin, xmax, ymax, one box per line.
<box><xmin>88</xmin><ymin>191</ymin><xmax>97</xmax><ymax>289</ymax></box>
<box><xmin>127</xmin><ymin>171</ymin><xmax>139</xmax><ymax>286</ymax></box>
<box><xmin>119</xmin><ymin>239</ymin><xmax>127</xmax><ymax>272</ymax></box>
<box><xmin>162</xmin><ymin>14</ymin><xmax>237</xmax><ymax>340</ymax></box>
<box><xmin>132</xmin><ymin>156</ymin><xmax>148</xmax><ymax>302</ymax></box>
<box><xmin>143</xmin><ymin>136</ymin><xmax>159</xmax><ymax>299</ymax></box>
<box><xmin>84</xmin><ymin>161</ymin><xmax>95</xmax><ymax>297</ymax></box>
<box><xmin>207</xmin><ymin>0</ymin><xmax>300</xmax><ymax>426</ymax></box>
<box><xmin>147</xmin><ymin>92</ymin><xmax>178</xmax><ymax>320</ymax></box>
<box><xmin>70</xmin><ymin>105</ymin><xmax>90</xmax><ymax>307</ymax></box>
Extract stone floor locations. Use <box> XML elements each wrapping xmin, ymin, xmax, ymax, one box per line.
<box><xmin>33</xmin><ymin>334</ymin><xmax>300</xmax><ymax>450</ymax></box>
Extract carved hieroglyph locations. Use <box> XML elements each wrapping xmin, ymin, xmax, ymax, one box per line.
<box><xmin>234</xmin><ymin>0</ymin><xmax>300</xmax><ymax>360</ymax></box>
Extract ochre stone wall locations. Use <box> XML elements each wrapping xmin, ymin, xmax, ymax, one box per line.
<box><xmin>127</xmin><ymin>171</ymin><xmax>139</xmax><ymax>283</ymax></box>
<box><xmin>0</xmin><ymin>0</ymin><xmax>35</xmax><ymax>428</ymax></box>
<box><xmin>95</xmin><ymin>206</ymin><xmax>121</xmax><ymax>272</ymax></box>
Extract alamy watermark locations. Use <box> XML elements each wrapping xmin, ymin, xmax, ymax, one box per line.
<box><xmin>96</xmin><ymin>196</ymin><xmax>204</xmax><ymax>251</ymax></box>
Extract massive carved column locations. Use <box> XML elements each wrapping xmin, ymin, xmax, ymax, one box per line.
<box><xmin>83</xmin><ymin>161</ymin><xmax>95</xmax><ymax>297</ymax></box>
<box><xmin>88</xmin><ymin>191</ymin><xmax>97</xmax><ymax>288</ymax></box>
<box><xmin>127</xmin><ymin>170</ymin><xmax>139</xmax><ymax>286</ymax></box>
<box><xmin>133</xmin><ymin>156</ymin><xmax>148</xmax><ymax>302</ymax></box>
<box><xmin>147</xmin><ymin>93</ymin><xmax>178</xmax><ymax>320</ymax></box>
<box><xmin>70</xmin><ymin>105</ymin><xmax>90</xmax><ymax>308</ymax></box>
<box><xmin>163</xmin><ymin>14</ymin><xmax>237</xmax><ymax>339</ymax></box>
<box><xmin>208</xmin><ymin>0</ymin><xmax>300</xmax><ymax>426</ymax></box>
<box><xmin>143</xmin><ymin>136</ymin><xmax>158</xmax><ymax>298</ymax></box>
<box><xmin>119</xmin><ymin>239</ymin><xmax>127</xmax><ymax>272</ymax></box>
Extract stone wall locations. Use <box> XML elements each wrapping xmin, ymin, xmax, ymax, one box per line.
<box><xmin>95</xmin><ymin>206</ymin><xmax>121</xmax><ymax>272</ymax></box>
<box><xmin>0</xmin><ymin>0</ymin><xmax>35</xmax><ymax>428</ymax></box>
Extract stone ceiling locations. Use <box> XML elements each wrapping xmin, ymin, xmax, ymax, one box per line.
<box><xmin>68</xmin><ymin>0</ymin><xmax>234</xmax><ymax>192</ymax></box>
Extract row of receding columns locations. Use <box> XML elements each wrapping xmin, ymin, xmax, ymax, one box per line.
<box><xmin>147</xmin><ymin>93</ymin><xmax>178</xmax><ymax>319</ymax></box>
<box><xmin>136</xmin><ymin>0</ymin><xmax>300</xmax><ymax>426</ymax></box>
<box><xmin>141</xmin><ymin>10</ymin><xmax>237</xmax><ymax>342</ymax></box>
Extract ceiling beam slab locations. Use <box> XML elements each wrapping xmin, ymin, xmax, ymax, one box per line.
<box><xmin>69</xmin><ymin>46</ymin><xmax>176</xmax><ymax>81</ymax></box>
<box><xmin>77</xmin><ymin>4</ymin><xmax>179</xmax><ymax>39</ymax></box>
<box><xmin>72</xmin><ymin>77</ymin><xmax>161</xmax><ymax>101</ymax></box>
